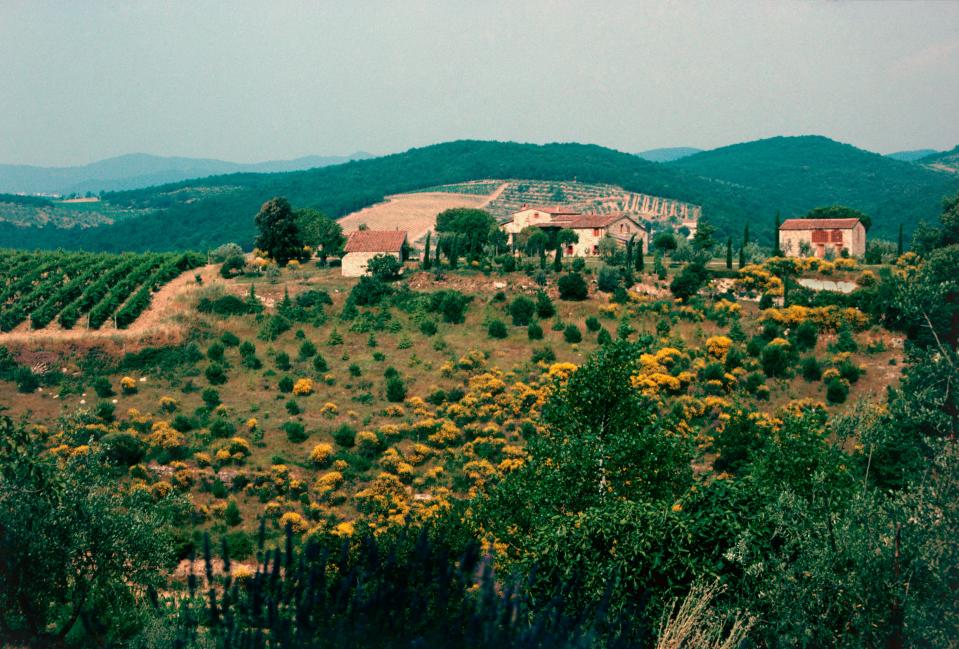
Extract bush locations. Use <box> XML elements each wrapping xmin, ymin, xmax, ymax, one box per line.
<box><xmin>275</xmin><ymin>352</ymin><xmax>291</xmax><ymax>371</ymax></box>
<box><xmin>92</xmin><ymin>376</ymin><xmax>115</xmax><ymax>398</ymax></box>
<box><xmin>224</xmin><ymin>501</ymin><xmax>242</xmax><ymax>527</ymax></box>
<box><xmin>527</xmin><ymin>321</ymin><xmax>543</xmax><ymax>340</ymax></box>
<box><xmin>220</xmin><ymin>255</ymin><xmax>246</xmax><ymax>279</ymax></box>
<box><xmin>205</xmin><ymin>363</ymin><xmax>227</xmax><ymax>385</ymax></box>
<box><xmin>508</xmin><ymin>295</ymin><xmax>536</xmax><ymax>326</ymax></box>
<box><xmin>761</xmin><ymin>340</ymin><xmax>792</xmax><ymax>378</ymax></box>
<box><xmin>95</xmin><ymin>401</ymin><xmax>115</xmax><ymax>423</ymax></box>
<box><xmin>419</xmin><ymin>319</ymin><xmax>438</xmax><ymax>336</ymax></box>
<box><xmin>597</xmin><ymin>328</ymin><xmax>612</xmax><ymax>345</ymax></box>
<box><xmin>669</xmin><ymin>263</ymin><xmax>709</xmax><ymax>302</ymax></box>
<box><xmin>283</xmin><ymin>421</ymin><xmax>308</xmax><ymax>443</ymax></box>
<box><xmin>296</xmin><ymin>290</ymin><xmax>332</xmax><ymax>308</ymax></box>
<box><xmin>563</xmin><ymin>324</ymin><xmax>583</xmax><ymax>343</ymax></box>
<box><xmin>487</xmin><ymin>319</ymin><xmax>508</xmax><ymax>339</ymax></box>
<box><xmin>838</xmin><ymin>358</ymin><xmax>863</xmax><ymax>383</ymax></box>
<box><xmin>298</xmin><ymin>341</ymin><xmax>317</xmax><ymax>360</ymax></box>
<box><xmin>429</xmin><ymin>290</ymin><xmax>471</xmax><ymax>324</ymax></box>
<box><xmin>350</xmin><ymin>276</ymin><xmax>392</xmax><ymax>307</ymax></box>
<box><xmin>259</xmin><ymin>315</ymin><xmax>291</xmax><ymax>341</ymax></box>
<box><xmin>197</xmin><ymin>294</ymin><xmax>250</xmax><ymax>317</ymax></box>
<box><xmin>794</xmin><ymin>321</ymin><xmax>819</xmax><ymax>351</ymax></box>
<box><xmin>278</xmin><ymin>376</ymin><xmax>294</xmax><ymax>393</ymax></box>
<box><xmin>209</xmin><ymin>418</ymin><xmax>236</xmax><ymax>439</ymax></box>
<box><xmin>826</xmin><ymin>377</ymin><xmax>850</xmax><ymax>404</ymax></box>
<box><xmin>102</xmin><ymin>431</ymin><xmax>146</xmax><ymax>466</ymax></box>
<box><xmin>531</xmin><ymin>346</ymin><xmax>556</xmax><ymax>364</ymax></box>
<box><xmin>597</xmin><ymin>265</ymin><xmax>621</xmax><ymax>293</ymax></box>
<box><xmin>557</xmin><ymin>273</ymin><xmax>588</xmax><ymax>301</ymax></box>
<box><xmin>585</xmin><ymin>316</ymin><xmax>601</xmax><ymax>332</ymax></box>
<box><xmin>535</xmin><ymin>291</ymin><xmax>555</xmax><ymax>318</ymax></box>
<box><xmin>366</xmin><ymin>254</ymin><xmax>403</xmax><ymax>281</ymax></box>
<box><xmin>386</xmin><ymin>376</ymin><xmax>407</xmax><ymax>402</ymax></box>
<box><xmin>571</xmin><ymin>257</ymin><xmax>586</xmax><ymax>272</ymax></box>
<box><xmin>333</xmin><ymin>424</ymin><xmax>356</xmax><ymax>447</ymax></box>
<box><xmin>201</xmin><ymin>388</ymin><xmax>221</xmax><ymax>408</ymax></box>
<box><xmin>312</xmin><ymin>354</ymin><xmax>328</xmax><ymax>372</ymax></box>
<box><xmin>801</xmin><ymin>356</ymin><xmax>822</xmax><ymax>381</ymax></box>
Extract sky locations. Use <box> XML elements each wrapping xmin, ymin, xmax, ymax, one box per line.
<box><xmin>1</xmin><ymin>1</ymin><xmax>958</xmax><ymax>166</ymax></box>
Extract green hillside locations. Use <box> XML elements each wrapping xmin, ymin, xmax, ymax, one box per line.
<box><xmin>919</xmin><ymin>144</ymin><xmax>959</xmax><ymax>174</ymax></box>
<box><xmin>0</xmin><ymin>137</ymin><xmax>956</xmax><ymax>252</ymax></box>
<box><xmin>670</xmin><ymin>135</ymin><xmax>959</xmax><ymax>241</ymax></box>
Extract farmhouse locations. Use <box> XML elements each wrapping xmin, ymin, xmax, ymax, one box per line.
<box><xmin>778</xmin><ymin>218</ymin><xmax>866</xmax><ymax>259</ymax></box>
<box><xmin>501</xmin><ymin>205</ymin><xmax>648</xmax><ymax>256</ymax></box>
<box><xmin>341</xmin><ymin>230</ymin><xmax>408</xmax><ymax>277</ymax></box>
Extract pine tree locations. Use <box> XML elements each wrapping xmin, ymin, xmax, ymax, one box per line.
<box><xmin>726</xmin><ymin>236</ymin><xmax>733</xmax><ymax>269</ymax></box>
<box><xmin>422</xmin><ymin>231</ymin><xmax>432</xmax><ymax>270</ymax></box>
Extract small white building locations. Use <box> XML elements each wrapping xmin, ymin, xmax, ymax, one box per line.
<box><xmin>778</xmin><ymin>218</ymin><xmax>866</xmax><ymax>259</ymax></box>
<box><xmin>341</xmin><ymin>230</ymin><xmax>408</xmax><ymax>277</ymax></box>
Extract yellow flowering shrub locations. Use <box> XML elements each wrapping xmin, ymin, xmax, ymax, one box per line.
<box><xmin>159</xmin><ymin>396</ymin><xmax>178</xmax><ymax>412</ymax></box>
<box><xmin>279</xmin><ymin>511</ymin><xmax>309</xmax><ymax>533</ymax></box>
<box><xmin>834</xmin><ymin>257</ymin><xmax>857</xmax><ymax>271</ymax></box>
<box><xmin>309</xmin><ymin>443</ymin><xmax>334</xmax><ymax>466</ymax></box>
<box><xmin>407</xmin><ymin>443</ymin><xmax>432</xmax><ymax>465</ymax></box>
<box><xmin>120</xmin><ymin>376</ymin><xmax>138</xmax><ymax>395</ymax></box>
<box><xmin>147</xmin><ymin>421</ymin><xmax>185</xmax><ymax>450</ymax></box>
<box><xmin>546</xmin><ymin>363</ymin><xmax>578</xmax><ymax>382</ymax></box>
<box><xmin>320</xmin><ymin>402</ymin><xmax>338</xmax><ymax>418</ymax></box>
<box><xmin>333</xmin><ymin>520</ymin><xmax>355</xmax><ymax>537</ymax></box>
<box><xmin>293</xmin><ymin>378</ymin><xmax>314</xmax><ymax>396</ymax></box>
<box><xmin>427</xmin><ymin>420</ymin><xmax>461</xmax><ymax>447</ymax></box>
<box><xmin>356</xmin><ymin>430</ymin><xmax>381</xmax><ymax>454</ymax></box>
<box><xmin>705</xmin><ymin>336</ymin><xmax>733</xmax><ymax>359</ymax></box>
<box><xmin>314</xmin><ymin>471</ymin><xmax>343</xmax><ymax>495</ymax></box>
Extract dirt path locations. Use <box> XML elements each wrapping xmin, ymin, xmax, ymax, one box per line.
<box><xmin>479</xmin><ymin>182</ymin><xmax>510</xmax><ymax>207</ymax></box>
<box><xmin>0</xmin><ymin>264</ymin><xmax>219</xmax><ymax>346</ymax></box>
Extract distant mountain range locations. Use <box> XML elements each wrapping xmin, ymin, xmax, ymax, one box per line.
<box><xmin>635</xmin><ymin>147</ymin><xmax>702</xmax><ymax>162</ymax></box>
<box><xmin>918</xmin><ymin>145</ymin><xmax>959</xmax><ymax>174</ymax></box>
<box><xmin>885</xmin><ymin>149</ymin><xmax>939</xmax><ymax>162</ymax></box>
<box><xmin>0</xmin><ymin>152</ymin><xmax>373</xmax><ymax>195</ymax></box>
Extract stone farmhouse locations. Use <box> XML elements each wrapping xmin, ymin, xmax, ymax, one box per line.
<box><xmin>501</xmin><ymin>205</ymin><xmax>648</xmax><ymax>256</ymax></box>
<box><xmin>778</xmin><ymin>218</ymin><xmax>866</xmax><ymax>259</ymax></box>
<box><xmin>341</xmin><ymin>230</ymin><xmax>408</xmax><ymax>277</ymax></box>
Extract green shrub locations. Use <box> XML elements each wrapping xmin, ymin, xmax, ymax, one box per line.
<box><xmin>794</xmin><ymin>321</ymin><xmax>819</xmax><ymax>351</ymax></box>
<box><xmin>563</xmin><ymin>324</ymin><xmax>583</xmax><ymax>344</ymax></box>
<box><xmin>349</xmin><ymin>364</ymin><xmax>362</xmax><ymax>377</ymax></box>
<box><xmin>527</xmin><ymin>321</ymin><xmax>543</xmax><ymax>340</ymax></box>
<box><xmin>801</xmin><ymin>356</ymin><xmax>823</xmax><ymax>382</ymax></box>
<box><xmin>761</xmin><ymin>341</ymin><xmax>792</xmax><ymax>378</ymax></box>
<box><xmin>597</xmin><ymin>265</ymin><xmax>620</xmax><ymax>293</ymax></box>
<box><xmin>201</xmin><ymin>388</ymin><xmax>221</xmax><ymax>408</ymax></box>
<box><xmin>220</xmin><ymin>255</ymin><xmax>246</xmax><ymax>278</ymax></box>
<box><xmin>207</xmin><ymin>342</ymin><xmax>225</xmax><ymax>362</ymax></box>
<box><xmin>95</xmin><ymin>401</ymin><xmax>115</xmax><ymax>423</ymax></box>
<box><xmin>102</xmin><ymin>431</ymin><xmax>146</xmax><ymax>466</ymax></box>
<box><xmin>419</xmin><ymin>319</ymin><xmax>438</xmax><ymax>336</ymax></box>
<box><xmin>487</xmin><ymin>319</ymin><xmax>508</xmax><ymax>339</ymax></box>
<box><xmin>557</xmin><ymin>273</ymin><xmax>588</xmax><ymax>301</ymax></box>
<box><xmin>386</xmin><ymin>376</ymin><xmax>407</xmax><ymax>402</ymax></box>
<box><xmin>531</xmin><ymin>346</ymin><xmax>556</xmax><ymax>364</ymax></box>
<box><xmin>209</xmin><ymin>418</ymin><xmax>236</xmax><ymax>439</ymax></box>
<box><xmin>275</xmin><ymin>352</ymin><xmax>291</xmax><ymax>371</ymax></box>
<box><xmin>508</xmin><ymin>295</ymin><xmax>535</xmax><ymax>326</ymax></box>
<box><xmin>826</xmin><ymin>377</ymin><xmax>850</xmax><ymax>404</ymax></box>
<box><xmin>224</xmin><ymin>501</ymin><xmax>242</xmax><ymax>527</ymax></box>
<box><xmin>205</xmin><ymin>363</ymin><xmax>228</xmax><ymax>385</ymax></box>
<box><xmin>278</xmin><ymin>376</ymin><xmax>294</xmax><ymax>393</ymax></box>
<box><xmin>333</xmin><ymin>424</ymin><xmax>356</xmax><ymax>447</ymax></box>
<box><xmin>350</xmin><ymin>276</ymin><xmax>392</xmax><ymax>306</ymax></box>
<box><xmin>92</xmin><ymin>376</ymin><xmax>115</xmax><ymax>398</ymax></box>
<box><xmin>585</xmin><ymin>316</ymin><xmax>601</xmax><ymax>332</ymax></box>
<box><xmin>312</xmin><ymin>354</ymin><xmax>328</xmax><ymax>372</ymax></box>
<box><xmin>535</xmin><ymin>291</ymin><xmax>555</xmax><ymax>318</ymax></box>
<box><xmin>258</xmin><ymin>315</ymin><xmax>291</xmax><ymax>341</ymax></box>
<box><xmin>837</xmin><ymin>358</ymin><xmax>863</xmax><ymax>383</ymax></box>
<box><xmin>220</xmin><ymin>331</ymin><xmax>240</xmax><ymax>347</ymax></box>
<box><xmin>282</xmin><ymin>421</ymin><xmax>308</xmax><ymax>443</ymax></box>
<box><xmin>285</xmin><ymin>399</ymin><xmax>301</xmax><ymax>415</ymax></box>
<box><xmin>597</xmin><ymin>328</ymin><xmax>612</xmax><ymax>345</ymax></box>
<box><xmin>298</xmin><ymin>341</ymin><xmax>317</xmax><ymax>360</ymax></box>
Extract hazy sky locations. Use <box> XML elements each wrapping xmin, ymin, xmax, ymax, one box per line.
<box><xmin>2</xmin><ymin>1</ymin><xmax>958</xmax><ymax>166</ymax></box>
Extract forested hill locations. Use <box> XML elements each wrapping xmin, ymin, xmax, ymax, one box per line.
<box><xmin>1</xmin><ymin>138</ymin><xmax>956</xmax><ymax>252</ymax></box>
<box><xmin>0</xmin><ymin>141</ymin><xmax>757</xmax><ymax>252</ymax></box>
<box><xmin>669</xmin><ymin>135</ymin><xmax>959</xmax><ymax>241</ymax></box>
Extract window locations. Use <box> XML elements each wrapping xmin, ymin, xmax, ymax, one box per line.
<box><xmin>593</xmin><ymin>228</ymin><xmax>601</xmax><ymax>237</ymax></box>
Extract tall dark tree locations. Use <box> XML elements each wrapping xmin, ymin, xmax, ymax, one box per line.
<box><xmin>743</xmin><ymin>222</ymin><xmax>750</xmax><ymax>248</ymax></box>
<box><xmin>295</xmin><ymin>208</ymin><xmax>344</xmax><ymax>265</ymax></box>
<box><xmin>626</xmin><ymin>235</ymin><xmax>635</xmax><ymax>270</ymax></box>
<box><xmin>554</xmin><ymin>229</ymin><xmax>579</xmax><ymax>272</ymax></box>
<box><xmin>422</xmin><ymin>231</ymin><xmax>432</xmax><ymax>270</ymax></box>
<box><xmin>773</xmin><ymin>211</ymin><xmax>782</xmax><ymax>257</ymax></box>
<box><xmin>738</xmin><ymin>245</ymin><xmax>745</xmax><ymax>269</ymax></box>
<box><xmin>255</xmin><ymin>197</ymin><xmax>303</xmax><ymax>267</ymax></box>
<box><xmin>897</xmin><ymin>223</ymin><xmax>904</xmax><ymax>258</ymax></box>
<box><xmin>635</xmin><ymin>237</ymin><xmax>645</xmax><ymax>272</ymax></box>
<box><xmin>726</xmin><ymin>236</ymin><xmax>733</xmax><ymax>269</ymax></box>
<box><xmin>435</xmin><ymin>208</ymin><xmax>497</xmax><ymax>259</ymax></box>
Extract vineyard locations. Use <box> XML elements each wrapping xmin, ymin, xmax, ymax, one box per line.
<box><xmin>0</xmin><ymin>250</ymin><xmax>204</xmax><ymax>332</ymax></box>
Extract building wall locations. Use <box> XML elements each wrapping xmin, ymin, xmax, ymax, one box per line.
<box><xmin>569</xmin><ymin>217</ymin><xmax>647</xmax><ymax>256</ymax></box>
<box><xmin>780</xmin><ymin>223</ymin><xmax>866</xmax><ymax>258</ymax></box>
<box><xmin>341</xmin><ymin>251</ymin><xmax>401</xmax><ymax>277</ymax></box>
<box><xmin>502</xmin><ymin>209</ymin><xmax>554</xmax><ymax>237</ymax></box>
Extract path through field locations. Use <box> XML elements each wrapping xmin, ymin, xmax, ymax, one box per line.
<box><xmin>0</xmin><ymin>264</ymin><xmax>219</xmax><ymax>345</ymax></box>
<box><xmin>337</xmin><ymin>185</ymin><xmax>507</xmax><ymax>244</ymax></box>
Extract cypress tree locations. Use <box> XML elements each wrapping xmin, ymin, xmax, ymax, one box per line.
<box><xmin>738</xmin><ymin>246</ymin><xmax>745</xmax><ymax>269</ymax></box>
<box><xmin>553</xmin><ymin>245</ymin><xmax>563</xmax><ymax>272</ymax></box>
<box><xmin>422</xmin><ymin>231</ymin><xmax>432</xmax><ymax>270</ymax></box>
<box><xmin>636</xmin><ymin>238</ymin><xmax>644</xmax><ymax>272</ymax></box>
<box><xmin>726</xmin><ymin>237</ymin><xmax>733</xmax><ymax>269</ymax></box>
<box><xmin>434</xmin><ymin>236</ymin><xmax>441</xmax><ymax>268</ymax></box>
<box><xmin>897</xmin><ymin>223</ymin><xmax>904</xmax><ymax>257</ymax></box>
<box><xmin>743</xmin><ymin>223</ymin><xmax>750</xmax><ymax>247</ymax></box>
<box><xmin>626</xmin><ymin>235</ymin><xmax>635</xmax><ymax>270</ymax></box>
<box><xmin>773</xmin><ymin>211</ymin><xmax>782</xmax><ymax>257</ymax></box>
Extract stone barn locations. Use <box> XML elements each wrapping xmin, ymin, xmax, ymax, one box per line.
<box><xmin>341</xmin><ymin>230</ymin><xmax>408</xmax><ymax>277</ymax></box>
<box><xmin>778</xmin><ymin>218</ymin><xmax>866</xmax><ymax>259</ymax></box>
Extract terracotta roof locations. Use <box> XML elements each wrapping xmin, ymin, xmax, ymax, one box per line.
<box><xmin>555</xmin><ymin>212</ymin><xmax>645</xmax><ymax>230</ymax></box>
<box><xmin>513</xmin><ymin>205</ymin><xmax>581</xmax><ymax>216</ymax></box>
<box><xmin>343</xmin><ymin>230</ymin><xmax>407</xmax><ymax>253</ymax></box>
<box><xmin>779</xmin><ymin>218</ymin><xmax>862</xmax><ymax>231</ymax></box>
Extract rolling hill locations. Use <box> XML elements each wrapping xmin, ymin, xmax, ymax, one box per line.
<box><xmin>0</xmin><ymin>152</ymin><xmax>372</xmax><ymax>195</ymax></box>
<box><xmin>885</xmin><ymin>149</ymin><xmax>939</xmax><ymax>162</ymax></box>
<box><xmin>919</xmin><ymin>145</ymin><xmax>959</xmax><ymax>174</ymax></box>
<box><xmin>669</xmin><ymin>135</ymin><xmax>959</xmax><ymax>241</ymax></box>
<box><xmin>635</xmin><ymin>147</ymin><xmax>702</xmax><ymax>162</ymax></box>
<box><xmin>0</xmin><ymin>137</ymin><xmax>956</xmax><ymax>252</ymax></box>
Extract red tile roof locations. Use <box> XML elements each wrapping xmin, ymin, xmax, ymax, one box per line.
<box><xmin>554</xmin><ymin>212</ymin><xmax>645</xmax><ymax>230</ymax></box>
<box><xmin>343</xmin><ymin>230</ymin><xmax>407</xmax><ymax>253</ymax></box>
<box><xmin>779</xmin><ymin>218</ymin><xmax>862</xmax><ymax>231</ymax></box>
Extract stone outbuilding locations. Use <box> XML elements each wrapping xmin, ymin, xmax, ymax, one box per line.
<box><xmin>341</xmin><ymin>230</ymin><xmax>408</xmax><ymax>277</ymax></box>
<box><xmin>500</xmin><ymin>205</ymin><xmax>648</xmax><ymax>256</ymax></box>
<box><xmin>778</xmin><ymin>218</ymin><xmax>866</xmax><ymax>259</ymax></box>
